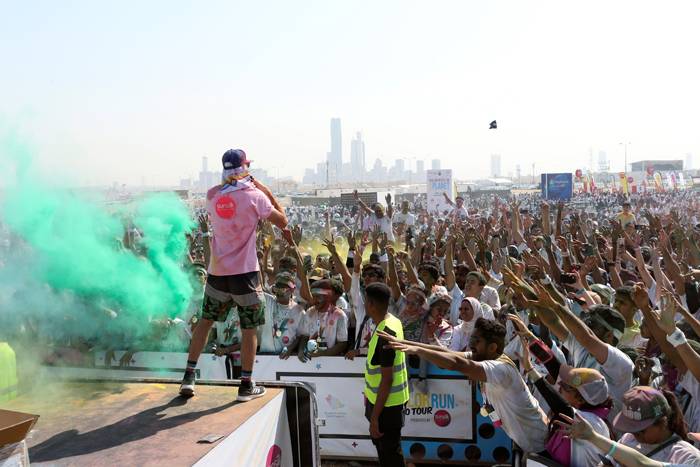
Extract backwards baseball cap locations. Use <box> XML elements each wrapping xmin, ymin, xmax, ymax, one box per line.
<box><xmin>558</xmin><ymin>365</ymin><xmax>609</xmax><ymax>406</ymax></box>
<box><xmin>222</xmin><ymin>149</ymin><xmax>252</xmax><ymax>169</ymax></box>
<box><xmin>612</xmin><ymin>386</ymin><xmax>671</xmax><ymax>433</ymax></box>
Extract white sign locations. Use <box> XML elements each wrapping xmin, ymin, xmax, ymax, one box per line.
<box><xmin>426</xmin><ymin>169</ymin><xmax>454</xmax><ymax>214</ymax></box>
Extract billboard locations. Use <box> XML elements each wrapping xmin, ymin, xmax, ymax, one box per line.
<box><xmin>427</xmin><ymin>169</ymin><xmax>454</xmax><ymax>214</ymax></box>
<box><xmin>541</xmin><ymin>173</ymin><xmax>573</xmax><ymax>200</ymax></box>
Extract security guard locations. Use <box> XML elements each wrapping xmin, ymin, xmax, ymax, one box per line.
<box><xmin>363</xmin><ymin>283</ymin><xmax>410</xmax><ymax>466</ymax></box>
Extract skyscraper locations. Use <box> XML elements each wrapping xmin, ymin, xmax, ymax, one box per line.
<box><xmin>431</xmin><ymin>159</ymin><xmax>441</xmax><ymax>170</ymax></box>
<box><xmin>327</xmin><ymin>118</ymin><xmax>343</xmax><ymax>184</ymax></box>
<box><xmin>490</xmin><ymin>154</ymin><xmax>502</xmax><ymax>177</ymax></box>
<box><xmin>598</xmin><ymin>151</ymin><xmax>610</xmax><ymax>172</ymax></box>
<box><xmin>416</xmin><ymin>160</ymin><xmax>425</xmax><ymax>176</ymax></box>
<box><xmin>350</xmin><ymin>132</ymin><xmax>366</xmax><ymax>180</ymax></box>
<box><xmin>686</xmin><ymin>153</ymin><xmax>693</xmax><ymax>170</ymax></box>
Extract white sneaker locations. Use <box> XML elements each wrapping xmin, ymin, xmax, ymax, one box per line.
<box><xmin>179</xmin><ymin>372</ymin><xmax>195</xmax><ymax>397</ymax></box>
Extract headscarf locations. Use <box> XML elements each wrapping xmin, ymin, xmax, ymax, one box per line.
<box><xmin>220</xmin><ymin>166</ymin><xmax>255</xmax><ymax>194</ymax></box>
<box><xmin>458</xmin><ymin>297</ymin><xmax>485</xmax><ymax>338</ymax></box>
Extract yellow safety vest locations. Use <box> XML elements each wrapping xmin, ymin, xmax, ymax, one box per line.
<box><xmin>364</xmin><ymin>314</ymin><xmax>409</xmax><ymax>407</ymax></box>
<box><xmin>0</xmin><ymin>342</ymin><xmax>18</xmax><ymax>402</ymax></box>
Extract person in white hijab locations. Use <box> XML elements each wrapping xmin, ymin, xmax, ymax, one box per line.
<box><xmin>449</xmin><ymin>297</ymin><xmax>486</xmax><ymax>351</ymax></box>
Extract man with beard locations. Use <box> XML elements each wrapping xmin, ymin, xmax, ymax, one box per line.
<box><xmin>379</xmin><ymin>317</ymin><xmax>549</xmax><ymax>455</ymax></box>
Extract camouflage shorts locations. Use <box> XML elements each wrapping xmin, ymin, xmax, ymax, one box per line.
<box><xmin>201</xmin><ymin>272</ymin><xmax>265</xmax><ymax>329</ymax></box>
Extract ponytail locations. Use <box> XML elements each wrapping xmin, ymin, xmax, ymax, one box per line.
<box><xmin>661</xmin><ymin>389</ymin><xmax>689</xmax><ymax>441</ymax></box>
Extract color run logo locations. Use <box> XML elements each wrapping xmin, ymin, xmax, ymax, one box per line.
<box><xmin>266</xmin><ymin>445</ymin><xmax>282</xmax><ymax>467</ymax></box>
<box><xmin>405</xmin><ymin>392</ymin><xmax>456</xmax><ymax>416</ymax></box>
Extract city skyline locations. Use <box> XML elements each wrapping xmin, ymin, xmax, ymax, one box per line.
<box><xmin>2</xmin><ymin>1</ymin><xmax>699</xmax><ymax>188</ymax></box>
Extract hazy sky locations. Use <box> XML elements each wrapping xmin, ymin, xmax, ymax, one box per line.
<box><xmin>2</xmin><ymin>1</ymin><xmax>700</xmax><ymax>186</ymax></box>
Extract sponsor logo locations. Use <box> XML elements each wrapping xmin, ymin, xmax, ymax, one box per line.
<box><xmin>434</xmin><ymin>409</ymin><xmax>451</xmax><ymax>427</ymax></box>
<box><xmin>215</xmin><ymin>195</ymin><xmax>237</xmax><ymax>219</ymax></box>
<box><xmin>325</xmin><ymin>393</ymin><xmax>345</xmax><ymax>410</ymax></box>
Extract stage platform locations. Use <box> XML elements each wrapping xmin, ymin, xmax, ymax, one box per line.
<box><xmin>3</xmin><ymin>381</ymin><xmax>285</xmax><ymax>466</ymax></box>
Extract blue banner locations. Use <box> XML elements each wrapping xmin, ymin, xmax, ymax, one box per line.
<box><xmin>541</xmin><ymin>173</ymin><xmax>573</xmax><ymax>200</ymax></box>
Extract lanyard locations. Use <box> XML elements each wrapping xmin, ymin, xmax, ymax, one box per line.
<box><xmin>355</xmin><ymin>314</ymin><xmax>371</xmax><ymax>350</ymax></box>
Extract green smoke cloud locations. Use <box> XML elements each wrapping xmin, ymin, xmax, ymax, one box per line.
<box><xmin>0</xmin><ymin>130</ymin><xmax>195</xmax><ymax>347</ymax></box>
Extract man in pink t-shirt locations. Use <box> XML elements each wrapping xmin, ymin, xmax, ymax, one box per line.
<box><xmin>180</xmin><ymin>149</ymin><xmax>288</xmax><ymax>402</ymax></box>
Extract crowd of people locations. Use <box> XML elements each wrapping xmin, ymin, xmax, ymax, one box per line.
<box><xmin>3</xmin><ymin>175</ymin><xmax>700</xmax><ymax>465</ymax></box>
<box><xmin>198</xmin><ymin>187</ymin><xmax>700</xmax><ymax>465</ymax></box>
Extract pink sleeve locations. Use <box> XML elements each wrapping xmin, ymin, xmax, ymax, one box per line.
<box><xmin>254</xmin><ymin>190</ymin><xmax>274</xmax><ymax>220</ymax></box>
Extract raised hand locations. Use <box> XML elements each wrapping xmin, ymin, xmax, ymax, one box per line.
<box><xmin>530</xmin><ymin>282</ymin><xmax>560</xmax><ymax>310</ymax></box>
<box><xmin>658</xmin><ymin>288</ymin><xmax>681</xmax><ymax>335</ymax></box>
<box><xmin>635</xmin><ymin>356</ymin><xmax>655</xmax><ymax>385</ymax></box>
<box><xmin>506</xmin><ymin>313</ymin><xmax>536</xmax><ymax>341</ymax></box>
<box><xmin>385</xmin><ymin>193</ymin><xmax>392</xmax><ymax>205</ymax></box>
<box><xmin>553</xmin><ymin>414</ymin><xmax>595</xmax><ymax>441</ymax></box>
<box><xmin>379</xmin><ymin>232</ymin><xmax>389</xmax><ymax>251</ymax></box>
<box><xmin>292</xmin><ymin>225</ymin><xmax>303</xmax><ymax>245</ymax></box>
<box><xmin>346</xmin><ymin>230</ymin><xmax>357</xmax><ymax>250</ymax></box>
<box><xmin>281</xmin><ymin>228</ymin><xmax>295</xmax><ymax>246</ymax></box>
<box><xmin>198</xmin><ymin>213</ymin><xmax>209</xmax><ymax>233</ymax></box>
<box><xmin>631</xmin><ymin>282</ymin><xmax>651</xmax><ymax>310</ymax></box>
<box><xmin>322</xmin><ymin>235</ymin><xmax>338</xmax><ymax>256</ymax></box>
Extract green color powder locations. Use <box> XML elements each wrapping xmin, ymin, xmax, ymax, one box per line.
<box><xmin>0</xmin><ymin>131</ymin><xmax>195</xmax><ymax>343</ymax></box>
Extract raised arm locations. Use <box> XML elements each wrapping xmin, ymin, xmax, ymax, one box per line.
<box><xmin>386</xmin><ymin>247</ymin><xmax>403</xmax><ymax>302</ymax></box>
<box><xmin>547</xmin><ymin>291</ymin><xmax>610</xmax><ymax>364</ymax></box>
<box><xmin>198</xmin><ymin>213</ymin><xmax>212</xmax><ymax>268</ymax></box>
<box><xmin>444</xmin><ymin>234</ymin><xmax>456</xmax><ymax>291</ymax></box>
<box><xmin>555</xmin><ymin>414</ymin><xmax>666</xmax><ymax>467</ymax></box>
<box><xmin>323</xmin><ymin>235</ymin><xmax>351</xmax><ymax>293</ymax></box>
<box><xmin>660</xmin><ymin>231</ymin><xmax>686</xmax><ymax>295</ymax></box>
<box><xmin>253</xmin><ymin>179</ymin><xmax>288</xmax><ymax>230</ymax></box>
<box><xmin>382</xmin><ymin>332</ymin><xmax>487</xmax><ymax>381</ymax></box>
<box><xmin>353</xmin><ymin>190</ymin><xmax>373</xmax><ymax>215</ymax></box>
<box><xmin>633</xmin><ymin>246</ymin><xmax>653</xmax><ymax>288</ymax></box>
<box><xmin>292</xmin><ymin>246</ymin><xmax>313</xmax><ymax>304</ymax></box>
<box><xmin>442</xmin><ymin>192</ymin><xmax>456</xmax><ymax>207</ymax></box>
<box><xmin>520</xmin><ymin>282</ymin><xmax>571</xmax><ymax>343</ymax></box>
<box><xmin>396</xmin><ymin>250</ymin><xmax>419</xmax><ymax>288</ymax></box>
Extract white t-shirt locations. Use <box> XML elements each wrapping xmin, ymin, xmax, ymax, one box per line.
<box><xmin>478</xmin><ymin>358</ymin><xmax>549</xmax><ymax>453</ymax></box>
<box><xmin>615</xmin><ymin>434</ymin><xmax>700</xmax><ymax>466</ymax></box>
<box><xmin>393</xmin><ymin>211</ymin><xmax>416</xmax><ymax>226</ymax></box>
<box><xmin>678</xmin><ymin>371</ymin><xmax>700</xmax><ymax>434</ymax></box>
<box><xmin>563</xmin><ymin>334</ymin><xmax>634</xmax><ymax>407</ymax></box>
<box><xmin>349</xmin><ymin>273</ymin><xmax>375</xmax><ymax>350</ymax></box>
<box><xmin>258</xmin><ymin>294</ymin><xmax>305</xmax><ymax>353</ymax></box>
<box><xmin>572</xmin><ymin>410</ymin><xmax>611</xmax><ymax>467</ymax></box>
<box><xmin>479</xmin><ymin>286</ymin><xmax>501</xmax><ymax>312</ymax></box>
<box><xmin>450</xmin><ymin>206</ymin><xmax>469</xmax><ymax>219</ymax></box>
<box><xmin>365</xmin><ymin>214</ymin><xmax>395</xmax><ymax>241</ymax></box>
<box><xmin>300</xmin><ymin>306</ymin><xmax>348</xmax><ymax>349</ymax></box>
